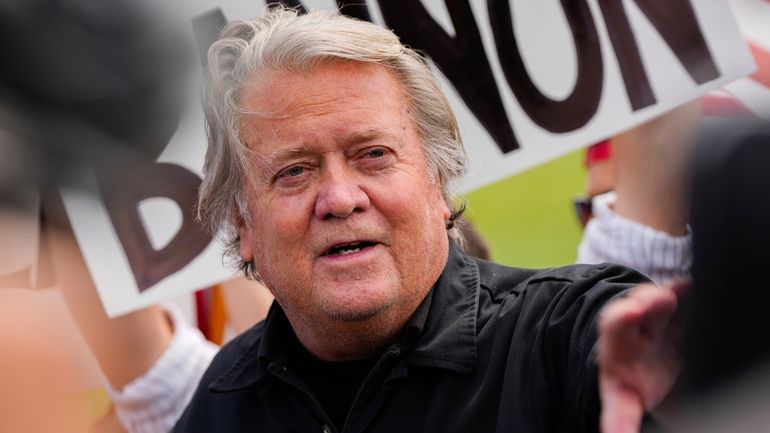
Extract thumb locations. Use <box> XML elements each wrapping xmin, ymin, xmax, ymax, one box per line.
<box><xmin>600</xmin><ymin>372</ymin><xmax>644</xmax><ymax>433</ymax></box>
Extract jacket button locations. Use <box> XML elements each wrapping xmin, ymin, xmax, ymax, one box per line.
<box><xmin>322</xmin><ymin>425</ymin><xmax>333</xmax><ymax>433</ymax></box>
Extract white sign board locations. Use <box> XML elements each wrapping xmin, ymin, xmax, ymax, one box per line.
<box><xmin>61</xmin><ymin>0</ymin><xmax>754</xmax><ymax>316</ymax></box>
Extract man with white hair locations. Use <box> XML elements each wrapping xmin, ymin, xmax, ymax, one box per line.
<box><xmin>175</xmin><ymin>7</ymin><xmax>681</xmax><ymax>433</ymax></box>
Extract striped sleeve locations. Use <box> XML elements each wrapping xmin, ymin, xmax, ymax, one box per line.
<box><xmin>576</xmin><ymin>191</ymin><xmax>692</xmax><ymax>285</ymax></box>
<box><xmin>107</xmin><ymin>304</ymin><xmax>218</xmax><ymax>433</ymax></box>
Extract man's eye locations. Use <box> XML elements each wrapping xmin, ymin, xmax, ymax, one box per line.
<box><xmin>356</xmin><ymin>147</ymin><xmax>394</xmax><ymax>171</ymax></box>
<box><xmin>278</xmin><ymin>165</ymin><xmax>305</xmax><ymax>178</ymax></box>
<box><xmin>367</xmin><ymin>148</ymin><xmax>386</xmax><ymax>158</ymax></box>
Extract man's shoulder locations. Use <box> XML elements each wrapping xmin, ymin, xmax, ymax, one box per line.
<box><xmin>220</xmin><ymin>319</ymin><xmax>266</xmax><ymax>357</ymax></box>
<box><xmin>173</xmin><ymin>321</ymin><xmax>268</xmax><ymax>433</ymax></box>
<box><xmin>476</xmin><ymin>257</ymin><xmax>647</xmax><ymax>296</ymax></box>
<box><xmin>528</xmin><ymin>262</ymin><xmax>649</xmax><ymax>286</ymax></box>
<box><xmin>199</xmin><ymin>320</ymin><xmax>267</xmax><ymax>390</ymax></box>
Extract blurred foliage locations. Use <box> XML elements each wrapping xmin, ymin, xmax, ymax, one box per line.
<box><xmin>463</xmin><ymin>149</ymin><xmax>586</xmax><ymax>268</ymax></box>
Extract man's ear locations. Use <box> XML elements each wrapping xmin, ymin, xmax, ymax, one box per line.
<box><xmin>440</xmin><ymin>197</ymin><xmax>451</xmax><ymax>222</ymax></box>
<box><xmin>434</xmin><ymin>183</ymin><xmax>451</xmax><ymax>222</ymax></box>
<box><xmin>236</xmin><ymin>208</ymin><xmax>254</xmax><ymax>263</ymax></box>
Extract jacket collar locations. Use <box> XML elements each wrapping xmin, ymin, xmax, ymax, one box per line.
<box><xmin>401</xmin><ymin>240</ymin><xmax>479</xmax><ymax>374</ymax></box>
<box><xmin>209</xmin><ymin>240</ymin><xmax>480</xmax><ymax>392</ymax></box>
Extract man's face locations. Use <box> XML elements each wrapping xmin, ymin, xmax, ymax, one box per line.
<box><xmin>237</xmin><ymin>61</ymin><xmax>451</xmax><ymax>336</ymax></box>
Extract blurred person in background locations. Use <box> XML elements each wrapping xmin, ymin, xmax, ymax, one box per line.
<box><xmin>0</xmin><ymin>281</ymin><xmax>96</xmax><ymax>433</ymax></box>
<box><xmin>48</xmin><ymin>217</ymin><xmax>273</xmax><ymax>433</ymax></box>
<box><xmin>576</xmin><ymin>94</ymin><xmax>756</xmax><ymax>286</ymax></box>
<box><xmin>576</xmin><ymin>100</ymin><xmax>701</xmax><ymax>285</ymax></box>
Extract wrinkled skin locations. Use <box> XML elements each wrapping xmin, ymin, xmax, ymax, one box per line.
<box><xmin>237</xmin><ymin>61</ymin><xmax>450</xmax><ymax>361</ymax></box>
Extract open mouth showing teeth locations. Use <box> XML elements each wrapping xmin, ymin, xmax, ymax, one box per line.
<box><xmin>327</xmin><ymin>241</ymin><xmax>376</xmax><ymax>256</ymax></box>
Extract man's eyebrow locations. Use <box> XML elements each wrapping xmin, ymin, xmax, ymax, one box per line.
<box><xmin>266</xmin><ymin>128</ymin><xmax>404</xmax><ymax>165</ymax></box>
<box><xmin>342</xmin><ymin>128</ymin><xmax>403</xmax><ymax>147</ymax></box>
<box><xmin>265</xmin><ymin>146</ymin><xmax>313</xmax><ymax>169</ymax></box>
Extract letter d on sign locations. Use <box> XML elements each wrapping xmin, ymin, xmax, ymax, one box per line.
<box><xmin>99</xmin><ymin>163</ymin><xmax>212</xmax><ymax>293</ymax></box>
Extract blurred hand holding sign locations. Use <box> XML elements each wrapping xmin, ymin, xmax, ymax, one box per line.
<box><xmin>720</xmin><ymin>0</ymin><xmax>770</xmax><ymax>117</ymax></box>
<box><xmin>9</xmin><ymin>0</ymin><xmax>752</xmax><ymax>316</ymax></box>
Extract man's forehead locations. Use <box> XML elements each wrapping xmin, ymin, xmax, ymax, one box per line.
<box><xmin>237</xmin><ymin>63</ymin><xmax>415</xmax><ymax>152</ymax></box>
<box><xmin>238</xmin><ymin>61</ymin><xmax>406</xmax><ymax>115</ymax></box>
<box><xmin>238</xmin><ymin>106</ymin><xmax>411</xmax><ymax>150</ymax></box>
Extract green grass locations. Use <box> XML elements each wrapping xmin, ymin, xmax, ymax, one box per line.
<box><xmin>462</xmin><ymin>149</ymin><xmax>587</xmax><ymax>269</ymax></box>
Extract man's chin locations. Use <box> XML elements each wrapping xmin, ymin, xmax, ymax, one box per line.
<box><xmin>322</xmin><ymin>302</ymin><xmax>390</xmax><ymax>322</ymax></box>
<box><xmin>317</xmin><ymin>290</ymin><xmax>394</xmax><ymax>322</ymax></box>
<box><xmin>313</xmin><ymin>273</ymin><xmax>398</xmax><ymax>319</ymax></box>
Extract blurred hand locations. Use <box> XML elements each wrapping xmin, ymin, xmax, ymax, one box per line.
<box><xmin>49</xmin><ymin>220</ymin><xmax>173</xmax><ymax>389</ymax></box>
<box><xmin>597</xmin><ymin>281</ymin><xmax>687</xmax><ymax>433</ymax></box>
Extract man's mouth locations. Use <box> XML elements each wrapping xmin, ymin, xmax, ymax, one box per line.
<box><xmin>325</xmin><ymin>241</ymin><xmax>377</xmax><ymax>256</ymax></box>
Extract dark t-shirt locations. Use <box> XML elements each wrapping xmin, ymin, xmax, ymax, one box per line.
<box><xmin>288</xmin><ymin>333</ymin><xmax>377</xmax><ymax>430</ymax></box>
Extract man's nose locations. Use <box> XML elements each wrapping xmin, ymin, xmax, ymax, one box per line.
<box><xmin>314</xmin><ymin>168</ymin><xmax>371</xmax><ymax>220</ymax></box>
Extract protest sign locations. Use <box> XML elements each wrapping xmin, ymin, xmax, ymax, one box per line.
<box><xmin>60</xmin><ymin>0</ymin><xmax>754</xmax><ymax>316</ymax></box>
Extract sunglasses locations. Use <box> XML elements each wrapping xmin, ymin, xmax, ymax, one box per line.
<box><xmin>572</xmin><ymin>195</ymin><xmax>594</xmax><ymax>228</ymax></box>
<box><xmin>573</xmin><ymin>190</ymin><xmax>616</xmax><ymax>228</ymax></box>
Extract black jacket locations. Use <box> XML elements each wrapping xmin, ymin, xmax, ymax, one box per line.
<box><xmin>174</xmin><ymin>243</ymin><xmax>645</xmax><ymax>433</ymax></box>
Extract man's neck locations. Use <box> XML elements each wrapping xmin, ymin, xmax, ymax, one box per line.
<box><xmin>287</xmin><ymin>309</ymin><xmax>410</xmax><ymax>361</ymax></box>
